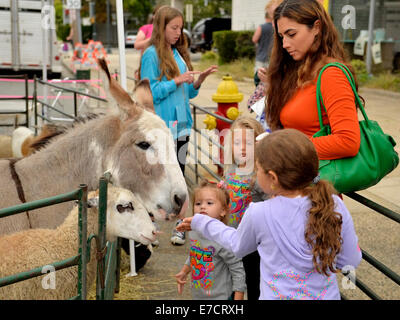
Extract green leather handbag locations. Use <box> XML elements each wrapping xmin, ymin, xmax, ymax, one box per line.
<box><xmin>313</xmin><ymin>62</ymin><xmax>399</xmax><ymax>193</ymax></box>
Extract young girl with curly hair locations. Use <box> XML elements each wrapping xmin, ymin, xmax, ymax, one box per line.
<box><xmin>175</xmin><ymin>180</ymin><xmax>246</xmax><ymax>300</ymax></box>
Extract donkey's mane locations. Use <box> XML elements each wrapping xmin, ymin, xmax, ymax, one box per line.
<box><xmin>28</xmin><ymin>127</ymin><xmax>66</xmax><ymax>152</ymax></box>
<box><xmin>28</xmin><ymin>113</ymin><xmax>105</xmax><ymax>154</ymax></box>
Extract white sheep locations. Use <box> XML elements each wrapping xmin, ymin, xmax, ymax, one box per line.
<box><xmin>0</xmin><ymin>185</ymin><xmax>157</xmax><ymax>300</ymax></box>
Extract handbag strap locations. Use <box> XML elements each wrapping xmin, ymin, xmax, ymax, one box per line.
<box><xmin>316</xmin><ymin>62</ymin><xmax>369</xmax><ymax>130</ymax></box>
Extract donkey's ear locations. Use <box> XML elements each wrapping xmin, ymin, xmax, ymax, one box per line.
<box><xmin>134</xmin><ymin>79</ymin><xmax>155</xmax><ymax>113</ymax></box>
<box><xmin>97</xmin><ymin>58</ymin><xmax>141</xmax><ymax>119</ymax></box>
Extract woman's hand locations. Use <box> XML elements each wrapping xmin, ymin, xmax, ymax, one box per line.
<box><xmin>176</xmin><ymin>217</ymin><xmax>193</xmax><ymax>232</ymax></box>
<box><xmin>193</xmin><ymin>65</ymin><xmax>218</xmax><ymax>89</ymax></box>
<box><xmin>257</xmin><ymin>67</ymin><xmax>268</xmax><ymax>83</ymax></box>
<box><xmin>234</xmin><ymin>291</ymin><xmax>244</xmax><ymax>300</ymax></box>
<box><xmin>174</xmin><ymin>71</ymin><xmax>201</xmax><ymax>86</ymax></box>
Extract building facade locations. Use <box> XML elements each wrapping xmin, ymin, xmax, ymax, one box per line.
<box><xmin>231</xmin><ymin>0</ymin><xmax>266</xmax><ymax>31</ymax></box>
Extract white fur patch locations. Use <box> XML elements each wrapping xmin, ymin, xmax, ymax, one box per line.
<box><xmin>88</xmin><ymin>139</ymin><xmax>103</xmax><ymax>179</ymax></box>
<box><xmin>11</xmin><ymin>127</ymin><xmax>34</xmax><ymax>157</ymax></box>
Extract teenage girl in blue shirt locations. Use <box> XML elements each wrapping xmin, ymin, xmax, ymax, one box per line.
<box><xmin>140</xmin><ymin>5</ymin><xmax>217</xmax><ymax>174</ymax></box>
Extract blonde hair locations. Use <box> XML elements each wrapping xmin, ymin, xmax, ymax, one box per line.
<box><xmin>193</xmin><ymin>180</ymin><xmax>230</xmax><ymax>223</ymax></box>
<box><xmin>148</xmin><ymin>5</ymin><xmax>192</xmax><ymax>81</ymax></box>
<box><xmin>223</xmin><ymin>116</ymin><xmax>265</xmax><ymax>172</ymax></box>
<box><xmin>265</xmin><ymin>0</ymin><xmax>283</xmax><ymax>19</ymax></box>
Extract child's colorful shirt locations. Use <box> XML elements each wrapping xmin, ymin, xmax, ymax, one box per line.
<box><xmin>225</xmin><ymin>172</ymin><xmax>253</xmax><ymax>228</ymax></box>
<box><xmin>224</xmin><ymin>165</ymin><xmax>269</xmax><ymax>229</ymax></box>
<box><xmin>185</xmin><ymin>230</ymin><xmax>246</xmax><ymax>300</ymax></box>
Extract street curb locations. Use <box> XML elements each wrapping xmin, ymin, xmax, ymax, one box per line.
<box><xmin>359</xmin><ymin>87</ymin><xmax>400</xmax><ymax>99</ymax></box>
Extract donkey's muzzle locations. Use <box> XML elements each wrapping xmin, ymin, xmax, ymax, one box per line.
<box><xmin>174</xmin><ymin>193</ymin><xmax>187</xmax><ymax>212</ymax></box>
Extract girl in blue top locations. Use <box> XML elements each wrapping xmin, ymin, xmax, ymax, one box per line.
<box><xmin>140</xmin><ymin>5</ymin><xmax>217</xmax><ymax>173</ymax></box>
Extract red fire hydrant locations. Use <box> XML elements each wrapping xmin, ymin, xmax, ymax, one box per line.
<box><xmin>204</xmin><ymin>75</ymin><xmax>243</xmax><ymax>176</ymax></box>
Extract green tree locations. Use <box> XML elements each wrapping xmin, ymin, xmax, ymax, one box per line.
<box><xmin>184</xmin><ymin>0</ymin><xmax>231</xmax><ymax>26</ymax></box>
<box><xmin>124</xmin><ymin>0</ymin><xmax>155</xmax><ymax>30</ymax></box>
<box><xmin>54</xmin><ymin>0</ymin><xmax>69</xmax><ymax>40</ymax></box>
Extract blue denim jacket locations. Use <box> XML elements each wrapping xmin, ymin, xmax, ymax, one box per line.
<box><xmin>140</xmin><ymin>45</ymin><xmax>199</xmax><ymax>139</ymax></box>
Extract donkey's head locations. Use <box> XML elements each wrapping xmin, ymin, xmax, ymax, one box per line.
<box><xmin>98</xmin><ymin>59</ymin><xmax>188</xmax><ymax>220</ymax></box>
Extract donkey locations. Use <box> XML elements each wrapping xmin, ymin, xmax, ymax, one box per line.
<box><xmin>0</xmin><ymin>58</ymin><xmax>188</xmax><ymax>236</ymax></box>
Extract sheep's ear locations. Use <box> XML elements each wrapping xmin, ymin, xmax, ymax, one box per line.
<box><xmin>87</xmin><ymin>197</ymin><xmax>99</xmax><ymax>208</ymax></box>
<box><xmin>134</xmin><ymin>79</ymin><xmax>154</xmax><ymax>113</ymax></box>
<box><xmin>97</xmin><ymin>58</ymin><xmax>141</xmax><ymax>120</ymax></box>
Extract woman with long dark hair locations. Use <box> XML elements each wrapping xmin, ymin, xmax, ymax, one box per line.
<box><xmin>265</xmin><ymin>0</ymin><xmax>361</xmax><ymax>161</ymax></box>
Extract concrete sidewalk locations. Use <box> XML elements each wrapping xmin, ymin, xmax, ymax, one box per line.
<box><xmin>65</xmin><ymin>49</ymin><xmax>400</xmax><ymax>300</ymax></box>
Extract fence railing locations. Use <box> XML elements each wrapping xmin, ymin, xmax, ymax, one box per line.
<box><xmin>0</xmin><ymin>184</ymin><xmax>89</xmax><ymax>300</ymax></box>
<box><xmin>94</xmin><ymin>172</ymin><xmax>122</xmax><ymax>300</ymax></box>
<box><xmin>33</xmin><ymin>76</ymin><xmax>107</xmax><ymax>134</ymax></box>
<box><xmin>0</xmin><ymin>172</ymin><xmax>121</xmax><ymax>300</ymax></box>
<box><xmin>188</xmin><ymin>102</ymin><xmax>400</xmax><ymax>300</ymax></box>
<box><xmin>0</xmin><ymin>74</ymin><xmax>30</xmax><ymax>128</ymax></box>
<box><xmin>0</xmin><ymin>73</ymin><xmax>109</xmax><ymax>134</ymax></box>
<box><xmin>340</xmin><ymin>192</ymin><xmax>400</xmax><ymax>300</ymax></box>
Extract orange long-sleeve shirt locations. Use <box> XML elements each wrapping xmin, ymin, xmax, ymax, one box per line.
<box><xmin>280</xmin><ymin>67</ymin><xmax>361</xmax><ymax>160</ymax></box>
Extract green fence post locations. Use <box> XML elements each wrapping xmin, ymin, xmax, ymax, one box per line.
<box><xmin>96</xmin><ymin>176</ymin><xmax>108</xmax><ymax>300</ymax></box>
<box><xmin>115</xmin><ymin>237</ymin><xmax>122</xmax><ymax>294</ymax></box>
<box><xmin>77</xmin><ymin>184</ymin><xmax>88</xmax><ymax>300</ymax></box>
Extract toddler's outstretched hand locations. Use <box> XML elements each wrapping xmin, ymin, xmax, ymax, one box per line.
<box><xmin>175</xmin><ymin>265</ymin><xmax>190</xmax><ymax>295</ymax></box>
<box><xmin>176</xmin><ymin>217</ymin><xmax>193</xmax><ymax>232</ymax></box>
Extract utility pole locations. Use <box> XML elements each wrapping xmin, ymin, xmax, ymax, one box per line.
<box><xmin>116</xmin><ymin>0</ymin><xmax>126</xmax><ymax>90</ymax></box>
<box><xmin>89</xmin><ymin>1</ymin><xmax>96</xmax><ymax>41</ymax></box>
<box><xmin>106</xmin><ymin>0</ymin><xmax>111</xmax><ymax>53</ymax></box>
<box><xmin>366</xmin><ymin>0</ymin><xmax>376</xmax><ymax>75</ymax></box>
<box><xmin>76</xmin><ymin>7</ymin><xmax>82</xmax><ymax>44</ymax></box>
<box><xmin>186</xmin><ymin>4</ymin><xmax>193</xmax><ymax>34</ymax></box>
<box><xmin>41</xmin><ymin>0</ymin><xmax>49</xmax><ymax>120</ymax></box>
<box><xmin>65</xmin><ymin>0</ymin><xmax>82</xmax><ymax>44</ymax></box>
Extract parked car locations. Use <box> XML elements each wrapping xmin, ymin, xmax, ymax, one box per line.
<box><xmin>190</xmin><ymin>17</ymin><xmax>231</xmax><ymax>53</ymax></box>
<box><xmin>125</xmin><ymin>30</ymin><xmax>137</xmax><ymax>48</ymax></box>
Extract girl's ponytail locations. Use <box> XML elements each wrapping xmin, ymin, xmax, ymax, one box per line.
<box><xmin>255</xmin><ymin>129</ymin><xmax>344</xmax><ymax>276</ymax></box>
<box><xmin>304</xmin><ymin>180</ymin><xmax>343</xmax><ymax>276</ymax></box>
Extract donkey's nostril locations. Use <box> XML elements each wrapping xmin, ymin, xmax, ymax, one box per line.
<box><xmin>174</xmin><ymin>193</ymin><xmax>186</xmax><ymax>208</ymax></box>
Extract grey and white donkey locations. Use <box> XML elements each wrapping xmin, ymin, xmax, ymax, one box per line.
<box><xmin>0</xmin><ymin>58</ymin><xmax>188</xmax><ymax>237</ymax></box>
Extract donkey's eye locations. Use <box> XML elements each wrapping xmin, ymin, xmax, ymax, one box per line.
<box><xmin>136</xmin><ymin>141</ymin><xmax>151</xmax><ymax>150</ymax></box>
<box><xmin>117</xmin><ymin>202</ymin><xmax>134</xmax><ymax>213</ymax></box>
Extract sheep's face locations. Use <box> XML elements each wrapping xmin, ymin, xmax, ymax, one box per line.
<box><xmin>93</xmin><ymin>186</ymin><xmax>157</xmax><ymax>245</ymax></box>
